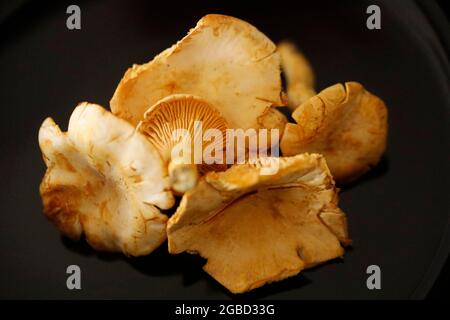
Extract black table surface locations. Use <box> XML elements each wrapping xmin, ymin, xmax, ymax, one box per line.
<box><xmin>0</xmin><ymin>0</ymin><xmax>448</xmax><ymax>299</ymax></box>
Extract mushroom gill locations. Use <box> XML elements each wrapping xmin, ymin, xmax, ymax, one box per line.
<box><xmin>137</xmin><ymin>94</ymin><xmax>228</xmax><ymax>193</ymax></box>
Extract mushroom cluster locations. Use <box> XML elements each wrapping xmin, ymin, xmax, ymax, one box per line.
<box><xmin>38</xmin><ymin>14</ymin><xmax>387</xmax><ymax>293</ymax></box>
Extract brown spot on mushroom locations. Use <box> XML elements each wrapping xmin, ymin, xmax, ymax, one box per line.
<box><xmin>54</xmin><ymin>152</ymin><xmax>76</xmax><ymax>173</ymax></box>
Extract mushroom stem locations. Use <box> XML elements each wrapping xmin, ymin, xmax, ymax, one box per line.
<box><xmin>168</xmin><ymin>157</ymin><xmax>199</xmax><ymax>194</ymax></box>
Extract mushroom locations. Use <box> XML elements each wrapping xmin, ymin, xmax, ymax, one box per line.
<box><xmin>39</xmin><ymin>103</ymin><xmax>175</xmax><ymax>256</ymax></box>
<box><xmin>278</xmin><ymin>41</ymin><xmax>316</xmax><ymax>110</ymax></box>
<box><xmin>280</xmin><ymin>82</ymin><xmax>388</xmax><ymax>183</ymax></box>
<box><xmin>137</xmin><ymin>94</ymin><xmax>228</xmax><ymax>193</ymax></box>
<box><xmin>167</xmin><ymin>153</ymin><xmax>350</xmax><ymax>293</ymax></box>
<box><xmin>110</xmin><ymin>14</ymin><xmax>286</xmax><ymax>133</ymax></box>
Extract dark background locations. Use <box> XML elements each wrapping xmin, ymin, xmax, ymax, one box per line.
<box><xmin>0</xmin><ymin>0</ymin><xmax>448</xmax><ymax>299</ymax></box>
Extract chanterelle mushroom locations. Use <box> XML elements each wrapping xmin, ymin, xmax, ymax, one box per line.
<box><xmin>278</xmin><ymin>41</ymin><xmax>316</xmax><ymax>110</ymax></box>
<box><xmin>280</xmin><ymin>82</ymin><xmax>388</xmax><ymax>183</ymax></box>
<box><xmin>137</xmin><ymin>94</ymin><xmax>228</xmax><ymax>193</ymax></box>
<box><xmin>110</xmin><ymin>14</ymin><xmax>286</xmax><ymax>132</ymax></box>
<box><xmin>167</xmin><ymin>153</ymin><xmax>350</xmax><ymax>293</ymax></box>
<box><xmin>39</xmin><ymin>103</ymin><xmax>175</xmax><ymax>256</ymax></box>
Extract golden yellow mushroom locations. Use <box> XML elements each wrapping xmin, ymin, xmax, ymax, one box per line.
<box><xmin>111</xmin><ymin>14</ymin><xmax>286</xmax><ymax>132</ymax></box>
<box><xmin>281</xmin><ymin>82</ymin><xmax>388</xmax><ymax>182</ymax></box>
<box><xmin>167</xmin><ymin>154</ymin><xmax>350</xmax><ymax>293</ymax></box>
<box><xmin>278</xmin><ymin>41</ymin><xmax>316</xmax><ymax>110</ymax></box>
<box><xmin>39</xmin><ymin>103</ymin><xmax>175</xmax><ymax>256</ymax></box>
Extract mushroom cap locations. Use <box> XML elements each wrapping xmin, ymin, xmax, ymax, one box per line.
<box><xmin>278</xmin><ymin>41</ymin><xmax>316</xmax><ymax>110</ymax></box>
<box><xmin>280</xmin><ymin>82</ymin><xmax>388</xmax><ymax>182</ymax></box>
<box><xmin>137</xmin><ymin>94</ymin><xmax>228</xmax><ymax>174</ymax></box>
<box><xmin>167</xmin><ymin>153</ymin><xmax>350</xmax><ymax>293</ymax></box>
<box><xmin>286</xmin><ymin>82</ymin><xmax>317</xmax><ymax>111</ymax></box>
<box><xmin>110</xmin><ymin>14</ymin><xmax>286</xmax><ymax>131</ymax></box>
<box><xmin>39</xmin><ymin>103</ymin><xmax>175</xmax><ymax>256</ymax></box>
<box><xmin>278</xmin><ymin>41</ymin><xmax>315</xmax><ymax>87</ymax></box>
